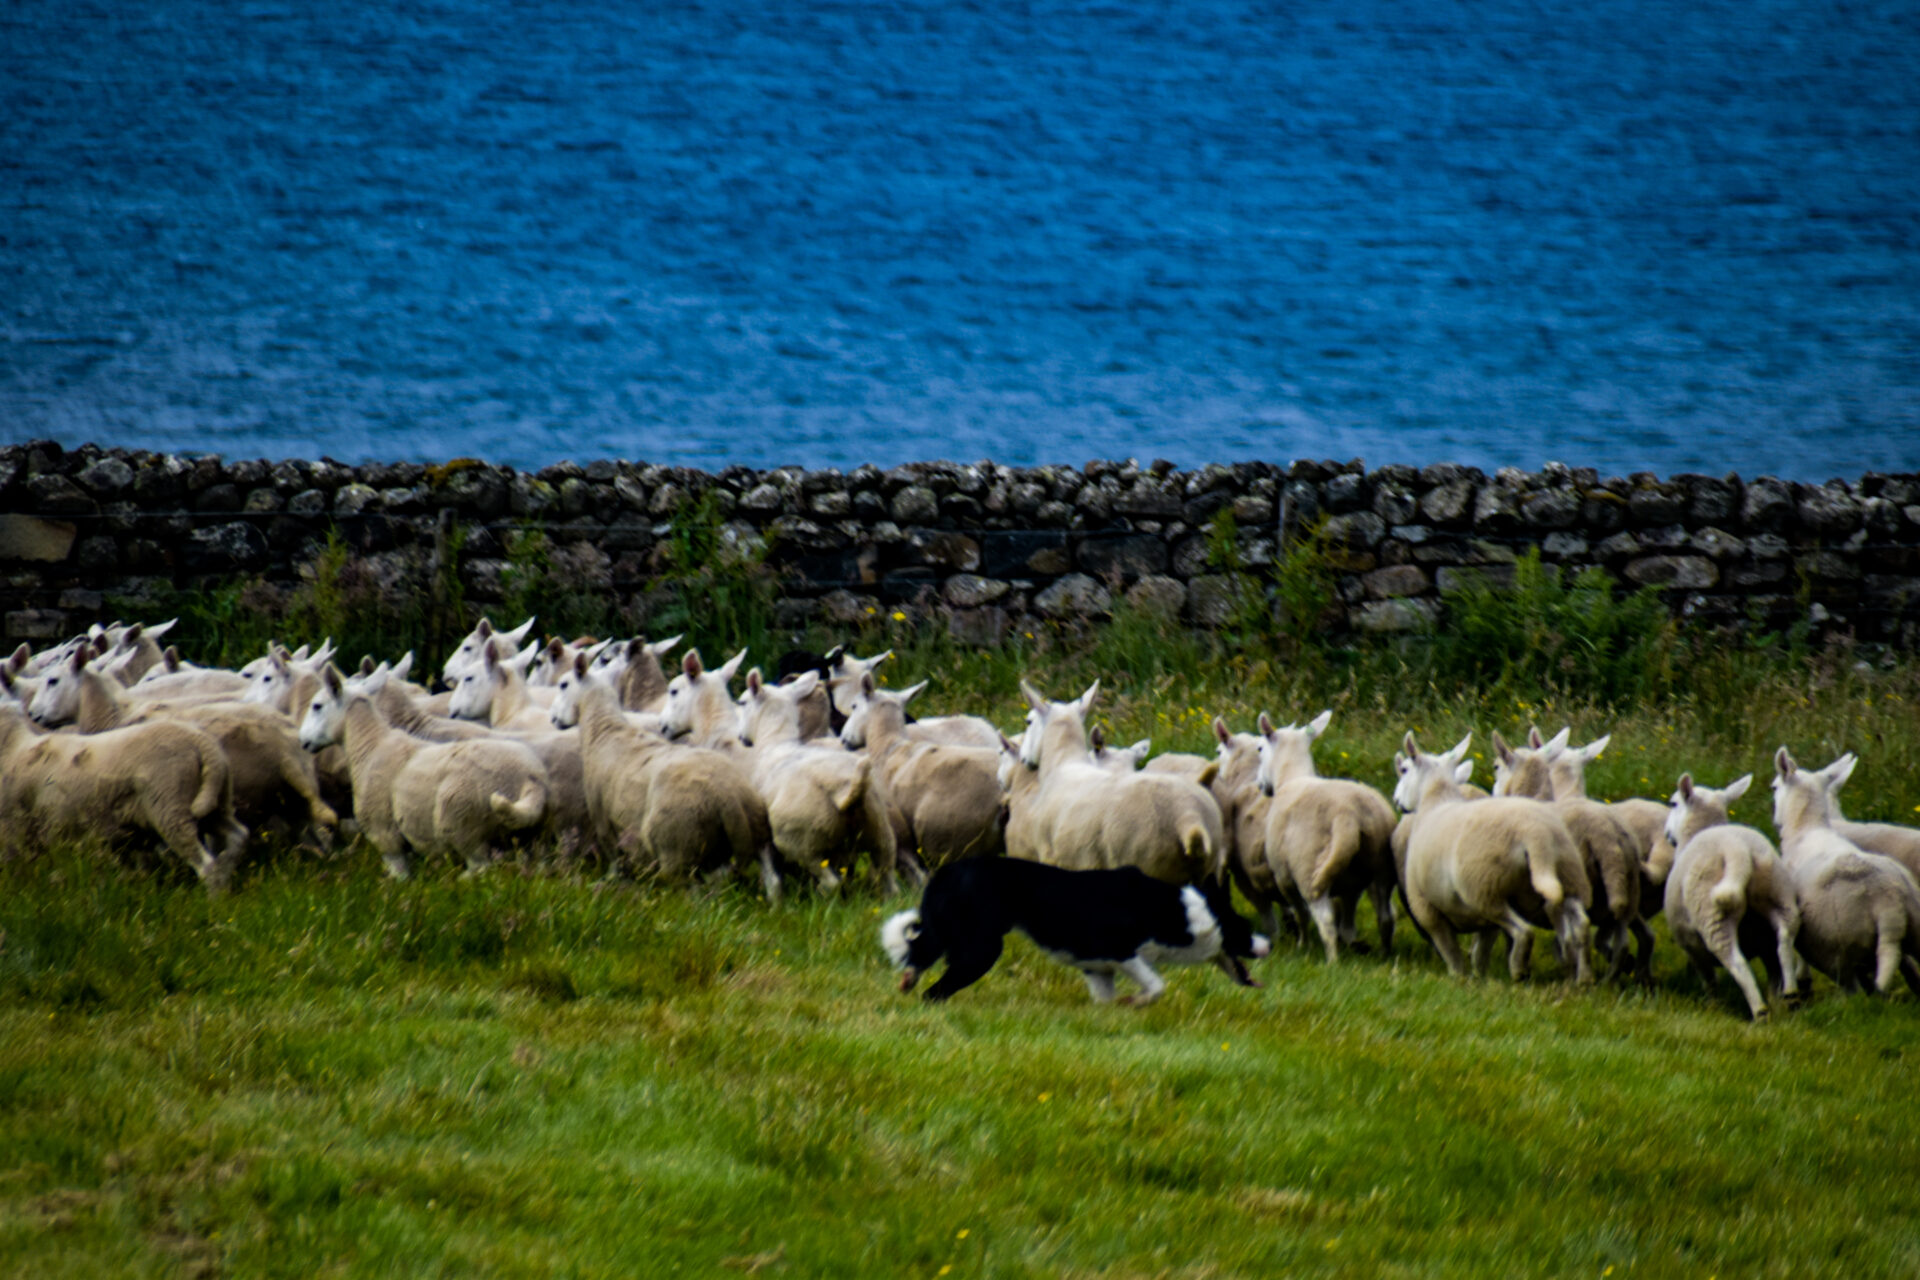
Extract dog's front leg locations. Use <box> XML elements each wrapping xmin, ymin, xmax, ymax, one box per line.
<box><xmin>1082</xmin><ymin>969</ymin><xmax>1117</xmax><ymax>1003</ymax></box>
<box><xmin>1116</xmin><ymin>957</ymin><xmax>1167</xmax><ymax>1006</ymax></box>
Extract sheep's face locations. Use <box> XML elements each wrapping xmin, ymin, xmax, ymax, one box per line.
<box><xmin>447</xmin><ymin>666</ymin><xmax>496</xmax><ymax>722</ymax></box>
<box><xmin>549</xmin><ymin>670</ymin><xmax>585</xmax><ymax>729</ymax></box>
<box><xmin>299</xmin><ymin>684</ymin><xmax>347</xmax><ymax>752</ymax></box>
<box><xmin>827</xmin><ymin>648</ymin><xmax>891</xmax><ymax>715</ymax></box>
<box><xmin>25</xmin><ymin>667</ymin><xmax>79</xmax><ymax>727</ymax></box>
<box><xmin>839</xmin><ymin>693</ymin><xmax>873</xmax><ymax>749</ymax></box>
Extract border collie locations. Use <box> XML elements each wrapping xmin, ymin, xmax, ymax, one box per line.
<box><xmin>880</xmin><ymin>857</ymin><xmax>1271</xmax><ymax>1004</ymax></box>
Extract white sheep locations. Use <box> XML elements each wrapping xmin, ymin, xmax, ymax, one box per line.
<box><xmin>1491</xmin><ymin>729</ymin><xmax>1645</xmax><ymax>980</ymax></box>
<box><xmin>441</xmin><ymin>615</ymin><xmax>536</xmax><ymax>686</ymax></box>
<box><xmin>299</xmin><ymin>665</ymin><xmax>549</xmax><ymax>878</ymax></box>
<box><xmin>1016</xmin><ymin>681</ymin><xmax>1225</xmax><ymax>886</ymax></box>
<box><xmin>1662</xmin><ymin>772</ymin><xmax>1801</xmax><ymax>1019</ymax></box>
<box><xmin>1819</xmin><ymin>762</ymin><xmax>1920</xmax><ymax>887</ymax></box>
<box><xmin>737</xmin><ymin>669</ymin><xmax>900</xmax><ymax>894</ymax></box>
<box><xmin>0</xmin><ymin>699</ymin><xmax>247</xmax><ymax>889</ymax></box>
<box><xmin>1255</xmin><ymin>710</ymin><xmax>1399</xmax><ymax>963</ymax></box>
<box><xmin>548</xmin><ymin>654</ymin><xmax>779</xmax><ymax>898</ymax></box>
<box><xmin>1392</xmin><ymin>733</ymin><xmax>1593</xmax><ymax>983</ymax></box>
<box><xmin>824</xmin><ymin>646</ymin><xmax>1001</xmax><ymax>748</ymax></box>
<box><xmin>840</xmin><ymin>673</ymin><xmax>1003</xmax><ymax>874</ymax></box>
<box><xmin>1538</xmin><ymin>727</ymin><xmax>1677</xmax><ymax>926</ymax></box>
<box><xmin>1772</xmin><ymin>748</ymin><xmax>1920</xmax><ymax>995</ymax></box>
<box><xmin>660</xmin><ymin>648</ymin><xmax>752</xmax><ymax>748</ymax></box>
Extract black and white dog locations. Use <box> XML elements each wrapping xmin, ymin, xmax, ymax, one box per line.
<box><xmin>880</xmin><ymin>857</ymin><xmax>1272</xmax><ymax>1004</ymax></box>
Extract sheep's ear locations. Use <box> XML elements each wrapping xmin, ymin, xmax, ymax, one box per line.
<box><xmin>787</xmin><ymin>669</ymin><xmax>822</xmax><ymax>700</ymax></box>
<box><xmin>745</xmin><ymin>668</ymin><xmax>764</xmax><ymax>695</ymax></box>
<box><xmin>504</xmin><ymin>616</ymin><xmax>537</xmax><ymax>645</ymax></box>
<box><xmin>358</xmin><ymin>656</ymin><xmax>376</xmax><ymax>676</ymax></box>
<box><xmin>1491</xmin><ymin>730</ymin><xmax>1515</xmax><ymax>766</ymax></box>
<box><xmin>573</xmin><ymin>651</ymin><xmax>592</xmax><ymax>678</ymax></box>
<box><xmin>7</xmin><ymin>643</ymin><xmax>27</xmax><ymax>674</ymax></box>
<box><xmin>1090</xmin><ymin>725</ymin><xmax>1107</xmax><ymax>750</ymax></box>
<box><xmin>1454</xmin><ymin>759</ymin><xmax>1474</xmax><ymax>784</ymax></box>
<box><xmin>1774</xmin><ymin>746</ymin><xmax>1796</xmax><ymax>779</ymax></box>
<box><xmin>1020</xmin><ymin>680</ymin><xmax>1048</xmax><ymax>713</ymax></box>
<box><xmin>68</xmin><ymin>645</ymin><xmax>87</xmax><ymax>673</ymax></box>
<box><xmin>649</xmin><ymin>634</ymin><xmax>683</xmax><ymax>658</ymax></box>
<box><xmin>997</xmin><ymin>731</ymin><xmax>1020</xmax><ymax>757</ymax></box>
<box><xmin>1526</xmin><ymin>725</ymin><xmax>1544</xmax><ymax>749</ymax></box>
<box><xmin>860</xmin><ymin>671</ymin><xmax>876</xmax><ymax>697</ymax></box>
<box><xmin>899</xmin><ymin>679</ymin><xmax>927</xmax><ymax>704</ymax></box>
<box><xmin>313</xmin><ymin>638</ymin><xmax>336</xmax><ymax>663</ymax></box>
<box><xmin>1447</xmin><ymin>734</ymin><xmax>1472</xmax><ymax>764</ymax></box>
<box><xmin>683</xmin><ymin>650</ymin><xmax>704</xmax><ymax>678</ymax></box>
<box><xmin>322</xmin><ymin>664</ymin><xmax>344</xmax><ymax>695</ymax></box>
<box><xmin>1213</xmin><ymin>716</ymin><xmax>1233</xmax><ymax>747</ymax></box>
<box><xmin>546</xmin><ymin>637</ymin><xmax>566</xmax><ymax>660</ymax></box>
<box><xmin>1196</xmin><ymin>760</ymin><xmax>1220</xmax><ymax>788</ymax></box>
<box><xmin>1677</xmin><ymin>773</ymin><xmax>1695</xmax><ymax>801</ymax></box>
<box><xmin>289</xmin><ymin>643</ymin><xmax>311</xmax><ymax>661</ymax></box>
<box><xmin>1077</xmin><ymin>680</ymin><xmax>1100</xmax><ymax>713</ymax></box>
<box><xmin>483</xmin><ymin>642</ymin><xmax>501</xmax><ymax>672</ymax></box>
<box><xmin>875</xmin><ymin>649</ymin><xmax>895</xmax><ymax>666</ymax></box>
<box><xmin>1543</xmin><ymin>726</ymin><xmax>1571</xmax><ymax>756</ymax></box>
<box><xmin>392</xmin><ymin>651</ymin><xmax>414</xmax><ymax>681</ymax></box>
<box><xmin>1394</xmin><ymin>751</ymin><xmax>1409</xmax><ymax>776</ymax></box>
<box><xmin>1827</xmin><ymin>753</ymin><xmax>1858</xmax><ymax>789</ymax></box>
<box><xmin>717</xmin><ymin>648</ymin><xmax>749</xmax><ymax>683</ymax></box>
<box><xmin>1582</xmin><ymin>734</ymin><xmax>1611</xmax><ymax>762</ymax></box>
<box><xmin>1403</xmin><ymin>730</ymin><xmax>1420</xmax><ymax>759</ymax></box>
<box><xmin>1724</xmin><ymin>774</ymin><xmax>1753</xmax><ymax>804</ymax></box>
<box><xmin>1306</xmin><ymin>710</ymin><xmax>1332</xmax><ymax>738</ymax></box>
<box><xmin>163</xmin><ymin>645</ymin><xmax>182</xmax><ymax>671</ymax></box>
<box><xmin>475</xmin><ymin>618</ymin><xmax>493</xmax><ymax>639</ymax></box>
<box><xmin>269</xmin><ymin>650</ymin><xmax>291</xmax><ymax>676</ymax></box>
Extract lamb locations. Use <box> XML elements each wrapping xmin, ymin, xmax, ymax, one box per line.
<box><xmin>736</xmin><ymin>669</ymin><xmax>900</xmax><ymax>894</ymax></box>
<box><xmin>1206</xmin><ymin>718</ymin><xmax>1289</xmax><ymax>943</ymax></box>
<box><xmin>1662</xmin><ymin>772</ymin><xmax>1801</xmax><ymax>1019</ymax></box>
<box><xmin>823</xmin><ymin>646</ymin><xmax>1001</xmax><ymax>749</ymax></box>
<box><xmin>1015</xmin><ymin>681</ymin><xmax>1226</xmax><ymax>886</ymax></box>
<box><xmin>1392</xmin><ymin>733</ymin><xmax>1593</xmax><ymax>983</ymax></box>
<box><xmin>603</xmin><ymin>634</ymin><xmax>681</xmax><ymax>713</ymax></box>
<box><xmin>660</xmin><ymin>648</ymin><xmax>752</xmax><ymax>749</ymax></box>
<box><xmin>298</xmin><ymin>665</ymin><xmax>549</xmax><ymax>878</ymax></box>
<box><xmin>1818</xmin><ymin>763</ymin><xmax>1920</xmax><ymax>887</ymax></box>
<box><xmin>1254</xmin><ymin>710</ymin><xmax>1399</xmax><ymax>963</ymax></box>
<box><xmin>0</xmin><ymin>699</ymin><xmax>247</xmax><ymax>889</ymax></box>
<box><xmin>1771</xmin><ymin>748</ymin><xmax>1920</xmax><ymax>995</ymax></box>
<box><xmin>448</xmin><ymin>639</ymin><xmax>559</xmax><ymax>732</ymax></box>
<box><xmin>1088</xmin><ymin>728</ymin><xmax>1152</xmax><ymax>773</ymax></box>
<box><xmin>548</xmin><ymin>654</ymin><xmax>779</xmax><ymax>898</ymax></box>
<box><xmin>840</xmin><ymin>672</ymin><xmax>1004</xmax><ymax>874</ymax></box>
<box><xmin>1538</xmin><ymin>728</ymin><xmax>1677</xmax><ymax>921</ymax></box>
<box><xmin>50</xmin><ymin>650</ymin><xmax>339</xmax><ymax>841</ymax></box>
<box><xmin>89</xmin><ymin>619</ymin><xmax>177</xmax><ymax>685</ymax></box>
<box><xmin>441</xmin><ymin>615</ymin><xmax>536</xmax><ymax>686</ymax></box>
<box><xmin>1491</xmin><ymin>729</ymin><xmax>1645</xmax><ymax>980</ymax></box>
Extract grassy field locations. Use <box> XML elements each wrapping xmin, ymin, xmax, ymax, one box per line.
<box><xmin>8</xmin><ymin>603</ymin><xmax>1920</xmax><ymax>1277</ymax></box>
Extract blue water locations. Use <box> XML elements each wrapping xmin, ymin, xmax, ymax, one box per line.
<box><xmin>4</xmin><ymin>0</ymin><xmax>1919</xmax><ymax>478</ymax></box>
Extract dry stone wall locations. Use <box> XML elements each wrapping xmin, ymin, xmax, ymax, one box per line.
<box><xmin>4</xmin><ymin>439</ymin><xmax>1920</xmax><ymax>651</ymax></box>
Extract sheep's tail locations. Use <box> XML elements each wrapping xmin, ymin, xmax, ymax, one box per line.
<box><xmin>1307</xmin><ymin>808</ymin><xmax>1360</xmax><ymax>900</ymax></box>
<box><xmin>188</xmin><ymin>734</ymin><xmax>229</xmax><ymax>821</ymax></box>
<box><xmin>1179</xmin><ymin>814</ymin><xmax>1219</xmax><ymax>881</ymax></box>
<box><xmin>829</xmin><ymin>757</ymin><xmax>870</xmax><ymax>815</ymax></box>
<box><xmin>490</xmin><ymin>780</ymin><xmax>547</xmax><ymax>829</ymax></box>
<box><xmin>1525</xmin><ymin>833</ymin><xmax>1567</xmax><ymax>913</ymax></box>
<box><xmin>1600</xmin><ymin>824</ymin><xmax>1640</xmax><ymax>919</ymax></box>
<box><xmin>1709</xmin><ymin>847</ymin><xmax>1751</xmax><ymax>915</ymax></box>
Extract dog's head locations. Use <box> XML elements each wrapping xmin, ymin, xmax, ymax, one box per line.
<box><xmin>880</xmin><ymin>909</ymin><xmax>934</xmax><ymax>992</ymax></box>
<box><xmin>1197</xmin><ymin>879</ymin><xmax>1270</xmax><ymax>986</ymax></box>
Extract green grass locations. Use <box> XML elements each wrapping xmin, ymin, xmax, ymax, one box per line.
<box><xmin>4</xmin><ymin>836</ymin><xmax>1920</xmax><ymax>1279</ymax></box>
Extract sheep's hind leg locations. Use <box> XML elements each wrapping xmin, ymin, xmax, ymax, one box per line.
<box><xmin>758</xmin><ymin>844</ymin><xmax>783</xmax><ymax>905</ymax></box>
<box><xmin>1368</xmin><ymin>880</ymin><xmax>1395</xmax><ymax>956</ymax></box>
<box><xmin>1710</xmin><ymin>932</ymin><xmax>1769</xmax><ymax>1020</ymax></box>
<box><xmin>1470</xmin><ymin>931</ymin><xmax>1495</xmax><ymax>978</ymax></box>
<box><xmin>1630</xmin><ymin>918</ymin><xmax>1658</xmax><ymax>987</ymax></box>
<box><xmin>1499</xmin><ymin>910</ymin><xmax>1536</xmax><ymax>982</ymax></box>
<box><xmin>1307</xmin><ymin>896</ymin><xmax>1341</xmax><ymax>964</ymax></box>
<box><xmin>1417</xmin><ymin>908</ymin><xmax>1469</xmax><ymax>976</ymax></box>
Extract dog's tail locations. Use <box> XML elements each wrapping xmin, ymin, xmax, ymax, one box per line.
<box><xmin>880</xmin><ymin>909</ymin><xmax>922</xmax><ymax>970</ymax></box>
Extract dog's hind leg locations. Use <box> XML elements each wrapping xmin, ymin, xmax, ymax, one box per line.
<box><xmin>923</xmin><ymin>934</ymin><xmax>1003</xmax><ymax>1001</ymax></box>
<box><xmin>1082</xmin><ymin>969</ymin><xmax>1117</xmax><ymax>1003</ymax></box>
<box><xmin>1116</xmin><ymin>957</ymin><xmax>1168</xmax><ymax>1005</ymax></box>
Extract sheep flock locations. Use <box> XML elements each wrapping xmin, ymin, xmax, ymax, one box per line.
<box><xmin>5</xmin><ymin>614</ymin><xmax>1919</xmax><ymax>1021</ymax></box>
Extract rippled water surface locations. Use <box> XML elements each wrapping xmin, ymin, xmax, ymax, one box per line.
<box><xmin>4</xmin><ymin>0</ymin><xmax>1918</xmax><ymax>477</ymax></box>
